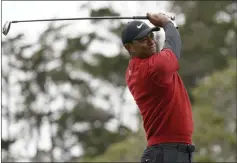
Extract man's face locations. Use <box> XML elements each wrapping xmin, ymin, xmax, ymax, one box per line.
<box><xmin>125</xmin><ymin>33</ymin><xmax>157</xmax><ymax>58</ymax></box>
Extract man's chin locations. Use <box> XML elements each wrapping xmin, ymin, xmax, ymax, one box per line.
<box><xmin>150</xmin><ymin>47</ymin><xmax>157</xmax><ymax>53</ymax></box>
<box><xmin>151</xmin><ymin>49</ymin><xmax>157</xmax><ymax>55</ymax></box>
<box><xmin>147</xmin><ymin>52</ymin><xmax>155</xmax><ymax>57</ymax></box>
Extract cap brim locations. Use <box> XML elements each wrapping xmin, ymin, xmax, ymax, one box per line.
<box><xmin>134</xmin><ymin>27</ymin><xmax>160</xmax><ymax>40</ymax></box>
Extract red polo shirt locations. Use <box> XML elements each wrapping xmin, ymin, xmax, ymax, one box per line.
<box><xmin>126</xmin><ymin>48</ymin><xmax>193</xmax><ymax>146</ymax></box>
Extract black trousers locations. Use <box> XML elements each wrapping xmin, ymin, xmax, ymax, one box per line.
<box><xmin>141</xmin><ymin>143</ymin><xmax>195</xmax><ymax>163</ymax></box>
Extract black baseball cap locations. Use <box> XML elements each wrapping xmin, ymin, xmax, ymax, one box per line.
<box><xmin>121</xmin><ymin>20</ymin><xmax>160</xmax><ymax>44</ymax></box>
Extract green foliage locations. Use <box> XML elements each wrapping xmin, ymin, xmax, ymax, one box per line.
<box><xmin>90</xmin><ymin>7</ymin><xmax>120</xmax><ymax>23</ymax></box>
<box><xmin>2</xmin><ymin>4</ymin><xmax>132</xmax><ymax>162</ymax></box>
<box><xmin>80</xmin><ymin>53</ymin><xmax>129</xmax><ymax>86</ymax></box>
<box><xmin>170</xmin><ymin>1</ymin><xmax>236</xmax><ymax>102</ymax></box>
<box><xmin>79</xmin><ymin>128</ymin><xmax>146</xmax><ymax>162</ymax></box>
<box><xmin>76</xmin><ymin>125</ymin><xmax>132</xmax><ymax>158</ymax></box>
<box><xmin>90</xmin><ymin>7</ymin><xmax>120</xmax><ymax>17</ymax></box>
<box><xmin>192</xmin><ymin>58</ymin><xmax>236</xmax><ymax>162</ymax></box>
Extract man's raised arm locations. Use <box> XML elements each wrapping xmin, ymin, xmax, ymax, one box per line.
<box><xmin>162</xmin><ymin>21</ymin><xmax>181</xmax><ymax>59</ymax></box>
<box><xmin>147</xmin><ymin>13</ymin><xmax>181</xmax><ymax>84</ymax></box>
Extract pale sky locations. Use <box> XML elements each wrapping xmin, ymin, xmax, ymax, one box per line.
<box><xmin>1</xmin><ymin>1</ymin><xmax>174</xmax><ymax>161</ymax></box>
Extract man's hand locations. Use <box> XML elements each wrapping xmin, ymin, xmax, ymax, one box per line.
<box><xmin>147</xmin><ymin>13</ymin><xmax>170</xmax><ymax>27</ymax></box>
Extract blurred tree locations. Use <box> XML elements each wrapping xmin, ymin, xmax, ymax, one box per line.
<box><xmin>169</xmin><ymin>1</ymin><xmax>236</xmax><ymax>102</ymax></box>
<box><xmin>167</xmin><ymin>1</ymin><xmax>237</xmax><ymax>161</ymax></box>
<box><xmin>192</xmin><ymin>58</ymin><xmax>236</xmax><ymax>162</ymax></box>
<box><xmin>79</xmin><ymin>122</ymin><xmax>147</xmax><ymax>162</ymax></box>
<box><xmin>2</xmin><ymin>3</ymin><xmax>134</xmax><ymax>162</ymax></box>
<box><xmin>2</xmin><ymin>34</ymin><xmax>33</xmax><ymax>161</ymax></box>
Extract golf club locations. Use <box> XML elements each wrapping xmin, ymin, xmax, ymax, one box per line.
<box><xmin>2</xmin><ymin>15</ymin><xmax>176</xmax><ymax>36</ymax></box>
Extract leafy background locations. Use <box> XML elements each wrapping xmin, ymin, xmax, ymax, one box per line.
<box><xmin>2</xmin><ymin>1</ymin><xmax>236</xmax><ymax>162</ymax></box>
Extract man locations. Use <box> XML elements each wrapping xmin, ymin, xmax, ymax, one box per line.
<box><xmin>121</xmin><ymin>13</ymin><xmax>195</xmax><ymax>163</ymax></box>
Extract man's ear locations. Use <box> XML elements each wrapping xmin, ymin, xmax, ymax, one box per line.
<box><xmin>124</xmin><ymin>43</ymin><xmax>134</xmax><ymax>53</ymax></box>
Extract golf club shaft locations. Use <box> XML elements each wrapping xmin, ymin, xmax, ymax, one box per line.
<box><xmin>11</xmin><ymin>16</ymin><xmax>149</xmax><ymax>23</ymax></box>
<box><xmin>3</xmin><ymin>14</ymin><xmax>176</xmax><ymax>36</ymax></box>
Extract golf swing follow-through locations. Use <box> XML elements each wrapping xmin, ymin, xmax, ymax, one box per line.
<box><xmin>2</xmin><ymin>14</ymin><xmax>176</xmax><ymax>36</ymax></box>
<box><xmin>2</xmin><ymin>12</ymin><xmax>195</xmax><ymax>163</ymax></box>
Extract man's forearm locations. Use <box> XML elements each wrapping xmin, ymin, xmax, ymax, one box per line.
<box><xmin>162</xmin><ymin>21</ymin><xmax>181</xmax><ymax>59</ymax></box>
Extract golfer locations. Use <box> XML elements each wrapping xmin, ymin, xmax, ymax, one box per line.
<box><xmin>121</xmin><ymin>13</ymin><xmax>195</xmax><ymax>163</ymax></box>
